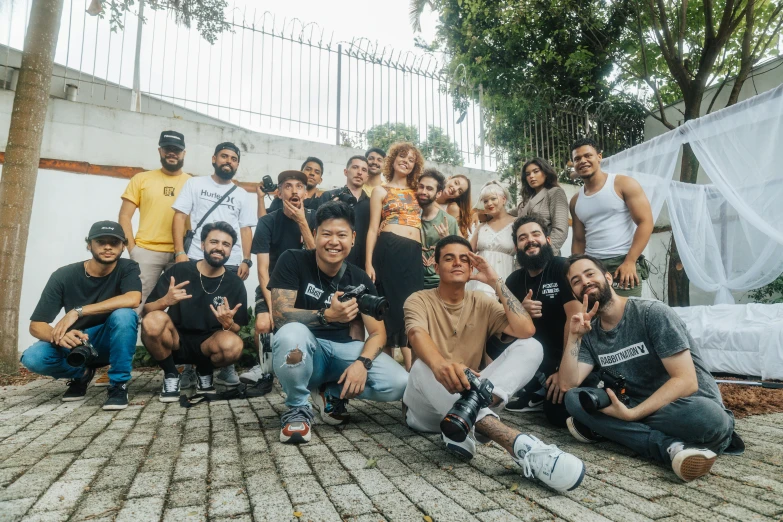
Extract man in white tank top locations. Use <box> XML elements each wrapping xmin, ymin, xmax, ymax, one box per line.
<box><xmin>568</xmin><ymin>138</ymin><xmax>654</xmax><ymax>297</ymax></box>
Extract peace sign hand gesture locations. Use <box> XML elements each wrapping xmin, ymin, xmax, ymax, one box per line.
<box><xmin>164</xmin><ymin>277</ymin><xmax>191</xmax><ymax>307</ymax></box>
<box><xmin>210</xmin><ymin>298</ymin><xmax>243</xmax><ymax>330</ymax></box>
<box><xmin>569</xmin><ymin>293</ymin><xmax>599</xmax><ymax>337</ymax></box>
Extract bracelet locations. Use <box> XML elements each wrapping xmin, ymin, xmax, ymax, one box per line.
<box><xmin>223</xmin><ymin>321</ymin><xmax>235</xmax><ymax>332</ymax></box>
<box><xmin>175</xmin><ymin>251</ymin><xmax>187</xmax><ymax>257</ymax></box>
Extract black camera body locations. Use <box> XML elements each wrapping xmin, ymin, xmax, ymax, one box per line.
<box><xmin>578</xmin><ymin>368</ymin><xmax>631</xmax><ymax>413</ymax></box>
<box><xmin>338</xmin><ymin>284</ymin><xmax>389</xmax><ymax>320</ymax></box>
<box><xmin>260</xmin><ymin>175</ymin><xmax>278</xmax><ymax>193</ymax></box>
<box><xmin>334</xmin><ymin>186</ymin><xmax>358</xmax><ymax>206</ymax></box>
<box><xmin>440</xmin><ymin>369</ymin><xmax>495</xmax><ymax>442</ymax></box>
<box><xmin>66</xmin><ymin>339</ymin><xmax>99</xmax><ymax>368</ymax></box>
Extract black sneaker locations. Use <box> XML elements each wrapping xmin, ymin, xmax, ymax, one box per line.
<box><xmin>196</xmin><ymin>372</ymin><xmax>215</xmax><ymax>392</ymax></box>
<box><xmin>103</xmin><ymin>382</ymin><xmax>129</xmax><ymax>410</ymax></box>
<box><xmin>159</xmin><ymin>372</ymin><xmax>181</xmax><ymax>403</ymax></box>
<box><xmin>505</xmin><ymin>389</ymin><xmax>545</xmax><ymax>412</ymax></box>
<box><xmin>62</xmin><ymin>367</ymin><xmax>96</xmax><ymax>402</ymax></box>
<box><xmin>566</xmin><ymin>417</ymin><xmax>606</xmax><ymax>444</ymax></box>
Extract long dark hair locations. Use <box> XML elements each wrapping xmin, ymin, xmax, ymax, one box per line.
<box><xmin>446</xmin><ymin>174</ymin><xmax>472</xmax><ymax>236</ymax></box>
<box><xmin>520</xmin><ymin>157</ymin><xmax>559</xmax><ymax>205</ymax></box>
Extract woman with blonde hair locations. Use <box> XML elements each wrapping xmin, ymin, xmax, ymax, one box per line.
<box><xmin>366</xmin><ymin>142</ymin><xmax>424</xmax><ymax>369</ymax></box>
<box><xmin>517</xmin><ymin>157</ymin><xmax>569</xmax><ymax>255</ymax></box>
<box><xmin>466</xmin><ymin>180</ymin><xmax>517</xmax><ymax>296</ymax></box>
<box><xmin>436</xmin><ymin>174</ymin><xmax>472</xmax><ymax>237</ymax></box>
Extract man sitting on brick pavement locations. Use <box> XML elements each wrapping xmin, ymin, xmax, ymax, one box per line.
<box><xmin>269</xmin><ymin>201</ymin><xmax>408</xmax><ymax>444</ymax></box>
<box><xmin>402</xmin><ymin>235</ymin><xmax>586</xmax><ymax>493</ymax></box>
<box><xmin>141</xmin><ymin>222</ymin><xmax>248</xmax><ymax>403</ymax></box>
<box><xmin>21</xmin><ymin>221</ymin><xmax>141</xmax><ymax>410</ymax></box>
<box><xmin>561</xmin><ymin>254</ymin><xmax>741</xmax><ymax>482</ymax></box>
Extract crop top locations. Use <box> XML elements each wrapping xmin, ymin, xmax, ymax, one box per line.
<box><xmin>381</xmin><ymin>187</ymin><xmax>421</xmax><ymax>229</ymax></box>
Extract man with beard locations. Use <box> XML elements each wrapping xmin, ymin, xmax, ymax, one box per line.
<box><xmin>402</xmin><ymin>236</ymin><xmax>586</xmax><ymax>492</ymax></box>
<box><xmin>22</xmin><ymin>221</ymin><xmax>141</xmax><ymax>410</ymax></box>
<box><xmin>258</xmin><ymin>157</ymin><xmax>325</xmax><ymax>216</ymax></box>
<box><xmin>561</xmin><ymin>254</ymin><xmax>740</xmax><ymax>482</ymax></box>
<box><xmin>363</xmin><ymin>147</ymin><xmax>386</xmax><ymax>196</ymax></box>
<box><xmin>419</xmin><ymin>168</ymin><xmax>460</xmax><ymax>290</ymax></box>
<box><xmin>119</xmin><ymin>131</ymin><xmax>191</xmax><ymax>313</ymax></box>
<box><xmin>239</xmin><ymin>171</ymin><xmax>316</xmax><ymax>385</ymax></box>
<box><xmin>141</xmin><ymin>222</ymin><xmax>248</xmax><ymax>402</ymax></box>
<box><xmin>503</xmin><ymin>217</ymin><xmax>582</xmax><ymax>425</ymax></box>
<box><xmin>351</xmin><ymin>148</ymin><xmax>386</xmax><ymax>272</ymax></box>
<box><xmin>569</xmin><ymin>137</ymin><xmax>654</xmax><ymax>297</ymax></box>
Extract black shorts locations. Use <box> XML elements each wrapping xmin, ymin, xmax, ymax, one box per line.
<box><xmin>173</xmin><ymin>329</ymin><xmax>213</xmax><ymax>364</ymax></box>
<box><xmin>254</xmin><ymin>286</ymin><xmax>269</xmax><ymax>314</ymax></box>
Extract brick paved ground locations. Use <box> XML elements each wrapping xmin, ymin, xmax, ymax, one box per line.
<box><xmin>1</xmin><ymin>371</ymin><xmax>782</xmax><ymax>522</ymax></box>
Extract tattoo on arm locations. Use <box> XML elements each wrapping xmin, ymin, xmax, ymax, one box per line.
<box><xmin>364</xmin><ymin>332</ymin><xmax>383</xmax><ymax>359</ymax></box>
<box><xmin>271</xmin><ymin>289</ymin><xmax>321</xmax><ymax>328</ymax></box>
<box><xmin>569</xmin><ymin>339</ymin><xmax>580</xmax><ymax>358</ymax></box>
<box><xmin>498</xmin><ymin>280</ymin><xmax>530</xmax><ymax>320</ymax></box>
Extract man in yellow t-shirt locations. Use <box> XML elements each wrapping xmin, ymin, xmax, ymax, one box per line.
<box><xmin>119</xmin><ymin>131</ymin><xmax>191</xmax><ymax>312</ymax></box>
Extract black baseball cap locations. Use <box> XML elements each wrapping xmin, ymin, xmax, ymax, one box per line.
<box><xmin>87</xmin><ymin>221</ymin><xmax>127</xmax><ymax>242</ymax></box>
<box><xmin>278</xmin><ymin>170</ymin><xmax>308</xmax><ymax>186</ymax></box>
<box><xmin>214</xmin><ymin>142</ymin><xmax>241</xmax><ymax>161</ymax></box>
<box><xmin>158</xmin><ymin>130</ymin><xmax>186</xmax><ymax>150</ymax></box>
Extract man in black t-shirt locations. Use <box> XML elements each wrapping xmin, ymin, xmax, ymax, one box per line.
<box><xmin>269</xmin><ymin>202</ymin><xmax>408</xmax><ymax>444</ymax></box>
<box><xmin>257</xmin><ymin>157</ymin><xmax>325</xmax><ymax>217</ymax></box>
<box><xmin>141</xmin><ymin>222</ymin><xmax>248</xmax><ymax>402</ymax></box>
<box><xmin>22</xmin><ymin>221</ymin><xmax>142</xmax><ymax>410</ymax></box>
<box><xmin>240</xmin><ymin>170</ymin><xmax>316</xmax><ymax>385</ymax></box>
<box><xmin>503</xmin><ymin>216</ymin><xmax>582</xmax><ymax>427</ymax></box>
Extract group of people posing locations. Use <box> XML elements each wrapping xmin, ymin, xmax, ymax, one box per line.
<box><xmin>21</xmin><ymin>131</ymin><xmax>742</xmax><ymax>494</ymax></box>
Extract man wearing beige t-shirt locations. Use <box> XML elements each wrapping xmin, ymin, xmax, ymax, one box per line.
<box><xmin>403</xmin><ymin>236</ymin><xmax>586</xmax><ymax>493</ymax></box>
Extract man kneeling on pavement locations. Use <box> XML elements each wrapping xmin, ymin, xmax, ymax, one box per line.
<box><xmin>561</xmin><ymin>254</ymin><xmax>742</xmax><ymax>482</ymax></box>
<box><xmin>402</xmin><ymin>235</ymin><xmax>586</xmax><ymax>492</ymax></box>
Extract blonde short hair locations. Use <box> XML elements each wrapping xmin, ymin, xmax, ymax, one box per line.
<box><xmin>475</xmin><ymin>180</ymin><xmax>511</xmax><ymax>210</ymax></box>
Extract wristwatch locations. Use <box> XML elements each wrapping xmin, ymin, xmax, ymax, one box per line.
<box><xmin>73</xmin><ymin>306</ymin><xmax>84</xmax><ymax>318</ymax></box>
<box><xmin>317</xmin><ymin>308</ymin><xmax>329</xmax><ymax>326</ymax></box>
<box><xmin>356</xmin><ymin>356</ymin><xmax>373</xmax><ymax>370</ymax></box>
<box><xmin>241</xmin><ymin>258</ymin><xmax>253</xmax><ymax>268</ymax></box>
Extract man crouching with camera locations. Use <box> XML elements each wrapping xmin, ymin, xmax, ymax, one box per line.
<box><xmin>562</xmin><ymin>254</ymin><xmax>740</xmax><ymax>482</ymax></box>
<box><xmin>269</xmin><ymin>201</ymin><xmax>408</xmax><ymax>444</ymax></box>
<box><xmin>403</xmin><ymin>236</ymin><xmax>586</xmax><ymax>493</ymax></box>
<box><xmin>22</xmin><ymin>221</ymin><xmax>141</xmax><ymax>410</ymax></box>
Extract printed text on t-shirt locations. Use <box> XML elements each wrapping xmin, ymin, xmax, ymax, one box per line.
<box><xmin>598</xmin><ymin>342</ymin><xmax>649</xmax><ymax>367</ymax></box>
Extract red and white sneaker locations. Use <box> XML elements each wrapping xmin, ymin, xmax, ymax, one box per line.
<box><xmin>280</xmin><ymin>406</ymin><xmax>314</xmax><ymax>444</ymax></box>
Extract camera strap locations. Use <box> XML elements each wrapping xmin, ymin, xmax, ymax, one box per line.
<box><xmin>326</xmin><ymin>262</ymin><xmax>348</xmax><ymax>295</ymax></box>
<box><xmin>194</xmin><ymin>184</ymin><xmax>238</xmax><ymax>231</ymax></box>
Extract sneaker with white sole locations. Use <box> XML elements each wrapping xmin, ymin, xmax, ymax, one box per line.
<box><xmin>505</xmin><ymin>390</ymin><xmax>544</xmax><ymax>412</ymax></box>
<box><xmin>512</xmin><ymin>433</ymin><xmax>585</xmax><ymax>492</ymax></box>
<box><xmin>62</xmin><ymin>367</ymin><xmax>95</xmax><ymax>402</ymax></box>
<box><xmin>566</xmin><ymin>417</ymin><xmax>606</xmax><ymax>444</ymax></box>
<box><xmin>197</xmin><ymin>372</ymin><xmax>215</xmax><ymax>392</ymax></box>
<box><xmin>239</xmin><ymin>364</ymin><xmax>265</xmax><ymax>385</ymax></box>
<box><xmin>310</xmin><ymin>388</ymin><xmax>350</xmax><ymax>426</ymax></box>
<box><xmin>280</xmin><ymin>405</ymin><xmax>314</xmax><ymax>444</ymax></box>
<box><xmin>215</xmin><ymin>365</ymin><xmax>240</xmax><ymax>387</ymax></box>
<box><xmin>180</xmin><ymin>365</ymin><xmax>197</xmax><ymax>389</ymax></box>
<box><xmin>668</xmin><ymin>443</ymin><xmax>716</xmax><ymax>482</ymax></box>
<box><xmin>159</xmin><ymin>373</ymin><xmax>181</xmax><ymax>403</ymax></box>
<box><xmin>442</xmin><ymin>432</ymin><xmax>476</xmax><ymax>460</ymax></box>
<box><xmin>103</xmin><ymin>382</ymin><xmax>129</xmax><ymax>410</ymax></box>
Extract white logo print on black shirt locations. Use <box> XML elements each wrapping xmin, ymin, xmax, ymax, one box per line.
<box><xmin>598</xmin><ymin>342</ymin><xmax>649</xmax><ymax>366</ymax></box>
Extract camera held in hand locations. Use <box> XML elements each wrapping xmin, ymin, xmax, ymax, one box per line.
<box><xmin>578</xmin><ymin>368</ymin><xmax>630</xmax><ymax>413</ymax></box>
<box><xmin>338</xmin><ymin>284</ymin><xmax>389</xmax><ymax>320</ymax></box>
<box><xmin>260</xmin><ymin>175</ymin><xmax>278</xmax><ymax>194</ymax></box>
<box><xmin>440</xmin><ymin>369</ymin><xmax>495</xmax><ymax>442</ymax></box>
<box><xmin>66</xmin><ymin>339</ymin><xmax>99</xmax><ymax>368</ymax></box>
<box><xmin>334</xmin><ymin>186</ymin><xmax>358</xmax><ymax>206</ymax></box>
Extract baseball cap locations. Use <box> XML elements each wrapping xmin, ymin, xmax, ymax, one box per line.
<box><xmin>214</xmin><ymin>142</ymin><xmax>241</xmax><ymax>161</ymax></box>
<box><xmin>87</xmin><ymin>221</ymin><xmax>127</xmax><ymax>242</ymax></box>
<box><xmin>278</xmin><ymin>170</ymin><xmax>308</xmax><ymax>186</ymax></box>
<box><xmin>158</xmin><ymin>131</ymin><xmax>186</xmax><ymax>150</ymax></box>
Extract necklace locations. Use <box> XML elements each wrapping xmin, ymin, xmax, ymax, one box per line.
<box><xmin>199</xmin><ymin>267</ymin><xmax>225</xmax><ymax>295</ymax></box>
<box><xmin>436</xmin><ymin>288</ymin><xmax>466</xmax><ymax>336</ymax></box>
<box><xmin>525</xmin><ymin>262</ymin><xmax>549</xmax><ymax>300</ymax></box>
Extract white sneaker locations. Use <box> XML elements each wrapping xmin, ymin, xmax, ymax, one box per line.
<box><xmin>442</xmin><ymin>432</ymin><xmax>476</xmax><ymax>460</ymax></box>
<box><xmin>668</xmin><ymin>443</ymin><xmax>716</xmax><ymax>482</ymax></box>
<box><xmin>215</xmin><ymin>365</ymin><xmax>240</xmax><ymax>387</ymax></box>
<box><xmin>512</xmin><ymin>434</ymin><xmax>585</xmax><ymax>492</ymax></box>
<box><xmin>180</xmin><ymin>365</ymin><xmax>197</xmax><ymax>389</ymax></box>
<box><xmin>239</xmin><ymin>364</ymin><xmax>265</xmax><ymax>384</ymax></box>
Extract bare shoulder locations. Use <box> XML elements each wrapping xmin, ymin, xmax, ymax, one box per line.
<box><xmin>614</xmin><ymin>174</ymin><xmax>643</xmax><ymax>194</ymax></box>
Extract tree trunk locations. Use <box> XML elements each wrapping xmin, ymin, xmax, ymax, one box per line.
<box><xmin>0</xmin><ymin>0</ymin><xmax>65</xmax><ymax>374</ymax></box>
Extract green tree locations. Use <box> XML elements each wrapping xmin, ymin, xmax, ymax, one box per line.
<box><xmin>0</xmin><ymin>0</ymin><xmax>229</xmax><ymax>374</ymax></box>
<box><xmin>421</xmin><ymin>126</ymin><xmax>463</xmax><ymax>166</ymax></box>
<box><xmin>365</xmin><ymin>122</ymin><xmax>422</xmax><ymax>151</ymax></box>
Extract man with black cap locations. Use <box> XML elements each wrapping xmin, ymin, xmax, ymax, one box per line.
<box><xmin>119</xmin><ymin>130</ymin><xmax>191</xmax><ymax>314</ymax></box>
<box><xmin>21</xmin><ymin>221</ymin><xmax>142</xmax><ymax>410</ymax></box>
<box><xmin>172</xmin><ymin>141</ymin><xmax>255</xmax><ymax>387</ymax></box>
<box><xmin>239</xmin><ymin>170</ymin><xmax>316</xmax><ymax>384</ymax></box>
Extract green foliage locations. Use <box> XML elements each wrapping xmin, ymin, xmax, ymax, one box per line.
<box><xmin>749</xmin><ymin>276</ymin><xmax>783</xmax><ymax>304</ymax></box>
<box><xmin>365</xmin><ymin>123</ymin><xmax>464</xmax><ymax>166</ymax></box>
<box><xmin>421</xmin><ymin>126</ymin><xmax>464</xmax><ymax>166</ymax></box>
<box><xmin>365</xmin><ymin>123</ymin><xmax>421</xmax><ymax>152</ymax></box>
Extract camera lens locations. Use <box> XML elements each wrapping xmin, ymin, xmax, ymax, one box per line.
<box><xmin>357</xmin><ymin>294</ymin><xmax>389</xmax><ymax>320</ymax></box>
<box><xmin>578</xmin><ymin>388</ymin><xmax>611</xmax><ymax>413</ymax></box>
<box><xmin>65</xmin><ymin>349</ymin><xmax>88</xmax><ymax>367</ymax></box>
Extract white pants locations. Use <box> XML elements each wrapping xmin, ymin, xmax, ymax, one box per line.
<box><xmin>403</xmin><ymin>338</ymin><xmax>543</xmax><ymax>433</ymax></box>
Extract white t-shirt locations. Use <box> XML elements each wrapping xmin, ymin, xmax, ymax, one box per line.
<box><xmin>172</xmin><ymin>176</ymin><xmax>255</xmax><ymax>266</ymax></box>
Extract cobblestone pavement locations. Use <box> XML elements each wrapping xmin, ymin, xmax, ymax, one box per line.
<box><xmin>1</xmin><ymin>371</ymin><xmax>782</xmax><ymax>522</ymax></box>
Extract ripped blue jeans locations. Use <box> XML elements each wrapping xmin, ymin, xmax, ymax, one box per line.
<box><xmin>272</xmin><ymin>323</ymin><xmax>408</xmax><ymax>408</ymax></box>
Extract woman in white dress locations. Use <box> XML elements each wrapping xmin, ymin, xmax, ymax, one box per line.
<box><xmin>467</xmin><ymin>181</ymin><xmax>518</xmax><ymax>296</ymax></box>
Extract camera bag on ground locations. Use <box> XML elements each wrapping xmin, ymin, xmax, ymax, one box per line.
<box><xmin>183</xmin><ymin>184</ymin><xmax>238</xmax><ymax>253</ymax></box>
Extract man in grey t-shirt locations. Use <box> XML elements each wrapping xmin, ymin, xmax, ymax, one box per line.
<box><xmin>558</xmin><ymin>254</ymin><xmax>740</xmax><ymax>482</ymax></box>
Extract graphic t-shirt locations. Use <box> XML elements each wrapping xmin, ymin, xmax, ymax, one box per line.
<box><xmin>146</xmin><ymin>260</ymin><xmax>248</xmax><ymax>336</ymax></box>
<box><xmin>121</xmin><ymin>169</ymin><xmax>192</xmax><ymax>252</ymax></box>
<box><xmin>251</xmin><ymin>209</ymin><xmax>316</xmax><ymax>273</ymax></box>
<box><xmin>318</xmin><ymin>187</ymin><xmax>371</xmax><ymax>267</ymax></box>
<box><xmin>505</xmin><ymin>257</ymin><xmax>575</xmax><ymax>372</ymax></box>
<box><xmin>268</xmin><ymin>249</ymin><xmax>377</xmax><ymax>343</ymax></box>
<box><xmin>421</xmin><ymin>209</ymin><xmax>460</xmax><ymax>289</ymax></box>
<box><xmin>578</xmin><ymin>299</ymin><xmax>724</xmax><ymax>405</ymax></box>
<box><xmin>172</xmin><ymin>176</ymin><xmax>255</xmax><ymax>266</ymax></box>
<box><xmin>404</xmin><ymin>289</ymin><xmax>508</xmax><ymax>371</ymax></box>
<box><xmin>30</xmin><ymin>259</ymin><xmax>142</xmax><ymax>331</ymax></box>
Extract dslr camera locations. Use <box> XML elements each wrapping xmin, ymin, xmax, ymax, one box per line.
<box><xmin>66</xmin><ymin>339</ymin><xmax>99</xmax><ymax>368</ymax></box>
<box><xmin>260</xmin><ymin>175</ymin><xmax>278</xmax><ymax>194</ymax></box>
<box><xmin>334</xmin><ymin>186</ymin><xmax>358</xmax><ymax>206</ymax></box>
<box><xmin>440</xmin><ymin>369</ymin><xmax>495</xmax><ymax>442</ymax></box>
<box><xmin>338</xmin><ymin>284</ymin><xmax>389</xmax><ymax>321</ymax></box>
<box><xmin>578</xmin><ymin>368</ymin><xmax>630</xmax><ymax>413</ymax></box>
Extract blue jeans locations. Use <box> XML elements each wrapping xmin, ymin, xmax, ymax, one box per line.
<box><xmin>21</xmin><ymin>309</ymin><xmax>139</xmax><ymax>385</ymax></box>
<box><xmin>272</xmin><ymin>323</ymin><xmax>408</xmax><ymax>408</ymax></box>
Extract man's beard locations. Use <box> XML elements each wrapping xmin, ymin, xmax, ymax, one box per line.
<box><xmin>417</xmin><ymin>194</ymin><xmax>435</xmax><ymax>208</ymax></box>
<box><xmin>204</xmin><ymin>249</ymin><xmax>229</xmax><ymax>267</ymax></box>
<box><xmin>516</xmin><ymin>241</ymin><xmax>554</xmax><ymax>271</ymax></box>
<box><xmin>92</xmin><ymin>250</ymin><xmax>119</xmax><ymax>265</ymax></box>
<box><xmin>213</xmin><ymin>162</ymin><xmax>236</xmax><ymax>180</ymax></box>
<box><xmin>306</xmin><ymin>182</ymin><xmax>316</xmax><ymax>191</ymax></box>
<box><xmin>160</xmin><ymin>157</ymin><xmax>184</xmax><ymax>172</ymax></box>
<box><xmin>580</xmin><ymin>278</ymin><xmax>613</xmax><ymax>310</ymax></box>
<box><xmin>368</xmin><ymin>166</ymin><xmax>381</xmax><ymax>177</ymax></box>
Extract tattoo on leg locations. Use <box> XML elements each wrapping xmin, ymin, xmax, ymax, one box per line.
<box><xmin>475</xmin><ymin>416</ymin><xmax>520</xmax><ymax>454</ymax></box>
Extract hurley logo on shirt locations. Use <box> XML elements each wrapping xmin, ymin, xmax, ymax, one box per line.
<box><xmin>598</xmin><ymin>342</ymin><xmax>649</xmax><ymax>367</ymax></box>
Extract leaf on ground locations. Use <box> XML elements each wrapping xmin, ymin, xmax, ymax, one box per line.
<box><xmin>423</xmin><ymin>516</ymin><xmax>433</xmax><ymax>522</ymax></box>
<box><xmin>293</xmin><ymin>511</ymin><xmax>302</xmax><ymax>518</ymax></box>
<box><xmin>365</xmin><ymin>458</ymin><xmax>377</xmax><ymax>469</ymax></box>
<box><xmin>509</xmin><ymin>482</ymin><xmax>519</xmax><ymax>492</ymax></box>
